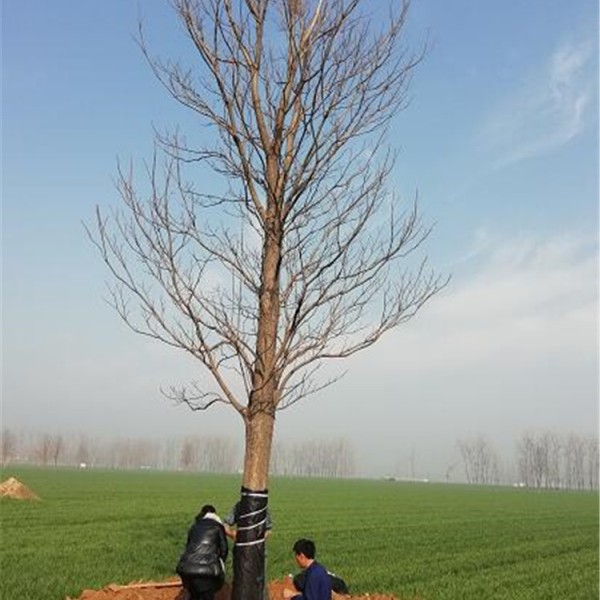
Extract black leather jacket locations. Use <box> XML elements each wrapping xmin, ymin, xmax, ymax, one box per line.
<box><xmin>176</xmin><ymin>514</ymin><xmax>229</xmax><ymax>578</ymax></box>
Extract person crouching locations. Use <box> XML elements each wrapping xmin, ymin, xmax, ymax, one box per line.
<box><xmin>176</xmin><ymin>504</ymin><xmax>228</xmax><ymax>600</ymax></box>
<box><xmin>283</xmin><ymin>539</ymin><xmax>332</xmax><ymax>600</ymax></box>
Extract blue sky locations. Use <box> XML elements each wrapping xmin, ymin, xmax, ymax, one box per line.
<box><xmin>2</xmin><ymin>1</ymin><xmax>598</xmax><ymax>478</ymax></box>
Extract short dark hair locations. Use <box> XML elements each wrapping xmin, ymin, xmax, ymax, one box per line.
<box><xmin>293</xmin><ymin>538</ymin><xmax>316</xmax><ymax>559</ymax></box>
<box><xmin>199</xmin><ymin>504</ymin><xmax>216</xmax><ymax>517</ymax></box>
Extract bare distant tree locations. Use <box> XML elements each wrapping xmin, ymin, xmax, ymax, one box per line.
<box><xmin>35</xmin><ymin>434</ymin><xmax>53</xmax><ymax>466</ymax></box>
<box><xmin>76</xmin><ymin>435</ymin><xmax>91</xmax><ymax>466</ymax></box>
<box><xmin>90</xmin><ymin>1</ymin><xmax>445</xmax><ymax>596</ymax></box>
<box><xmin>180</xmin><ymin>436</ymin><xmax>198</xmax><ymax>471</ymax></box>
<box><xmin>1</xmin><ymin>428</ymin><xmax>18</xmax><ymax>466</ymax></box>
<box><xmin>177</xmin><ymin>435</ymin><xmax>238</xmax><ymax>472</ymax></box>
<box><xmin>457</xmin><ymin>439</ymin><xmax>474</xmax><ymax>484</ymax></box>
<box><xmin>457</xmin><ymin>436</ymin><xmax>497</xmax><ymax>485</ymax></box>
<box><xmin>564</xmin><ymin>433</ymin><xmax>586</xmax><ymax>490</ymax></box>
<box><xmin>162</xmin><ymin>438</ymin><xmax>183</xmax><ymax>471</ymax></box>
<box><xmin>543</xmin><ymin>432</ymin><xmax>562</xmax><ymax>489</ymax></box>
<box><xmin>409</xmin><ymin>446</ymin><xmax>417</xmax><ymax>480</ymax></box>
<box><xmin>530</xmin><ymin>435</ymin><xmax>548</xmax><ymax>489</ymax></box>
<box><xmin>202</xmin><ymin>436</ymin><xmax>239</xmax><ymax>473</ymax></box>
<box><xmin>0</xmin><ymin>427</ymin><xmax>17</xmax><ymax>465</ymax></box>
<box><xmin>332</xmin><ymin>438</ymin><xmax>355</xmax><ymax>477</ymax></box>
<box><xmin>108</xmin><ymin>438</ymin><xmax>154</xmax><ymax>469</ymax></box>
<box><xmin>516</xmin><ymin>431</ymin><xmax>598</xmax><ymax>490</ymax></box>
<box><xmin>585</xmin><ymin>435</ymin><xmax>599</xmax><ymax>490</ymax></box>
<box><xmin>270</xmin><ymin>441</ymin><xmax>290</xmax><ymax>476</ymax></box>
<box><xmin>271</xmin><ymin>438</ymin><xmax>354</xmax><ymax>477</ymax></box>
<box><xmin>445</xmin><ymin>462</ymin><xmax>457</xmax><ymax>483</ymax></box>
<box><xmin>516</xmin><ymin>432</ymin><xmax>534</xmax><ymax>487</ymax></box>
<box><xmin>50</xmin><ymin>434</ymin><xmax>64</xmax><ymax>467</ymax></box>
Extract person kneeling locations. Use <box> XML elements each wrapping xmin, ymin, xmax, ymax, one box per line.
<box><xmin>176</xmin><ymin>504</ymin><xmax>228</xmax><ymax>600</ymax></box>
<box><xmin>284</xmin><ymin>539</ymin><xmax>332</xmax><ymax>600</ymax></box>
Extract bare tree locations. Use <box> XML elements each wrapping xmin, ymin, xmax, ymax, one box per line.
<box><xmin>272</xmin><ymin>438</ymin><xmax>355</xmax><ymax>477</ymax></box>
<box><xmin>201</xmin><ymin>436</ymin><xmax>239</xmax><ymax>473</ymax></box>
<box><xmin>585</xmin><ymin>435</ymin><xmax>599</xmax><ymax>491</ymax></box>
<box><xmin>543</xmin><ymin>431</ymin><xmax>562</xmax><ymax>489</ymax></box>
<box><xmin>515</xmin><ymin>431</ymin><xmax>599</xmax><ymax>491</ymax></box>
<box><xmin>161</xmin><ymin>438</ymin><xmax>183</xmax><ymax>470</ymax></box>
<box><xmin>516</xmin><ymin>432</ymin><xmax>534</xmax><ymax>487</ymax></box>
<box><xmin>530</xmin><ymin>434</ymin><xmax>548</xmax><ymax>489</ymax></box>
<box><xmin>180</xmin><ymin>436</ymin><xmax>198</xmax><ymax>471</ymax></box>
<box><xmin>50</xmin><ymin>434</ymin><xmax>64</xmax><ymax>467</ymax></box>
<box><xmin>409</xmin><ymin>446</ymin><xmax>417</xmax><ymax>480</ymax></box>
<box><xmin>76</xmin><ymin>434</ymin><xmax>91</xmax><ymax>467</ymax></box>
<box><xmin>176</xmin><ymin>435</ymin><xmax>239</xmax><ymax>472</ymax></box>
<box><xmin>565</xmin><ymin>433</ymin><xmax>586</xmax><ymax>490</ymax></box>
<box><xmin>1</xmin><ymin>428</ymin><xmax>18</xmax><ymax>466</ymax></box>
<box><xmin>444</xmin><ymin>462</ymin><xmax>457</xmax><ymax>483</ymax></box>
<box><xmin>270</xmin><ymin>440</ymin><xmax>290</xmax><ymax>476</ymax></box>
<box><xmin>331</xmin><ymin>438</ymin><xmax>356</xmax><ymax>477</ymax></box>
<box><xmin>108</xmin><ymin>437</ymin><xmax>160</xmax><ymax>469</ymax></box>
<box><xmin>90</xmin><ymin>1</ymin><xmax>445</xmax><ymax>596</ymax></box>
<box><xmin>457</xmin><ymin>439</ymin><xmax>475</xmax><ymax>484</ymax></box>
<box><xmin>457</xmin><ymin>436</ymin><xmax>497</xmax><ymax>485</ymax></box>
<box><xmin>35</xmin><ymin>434</ymin><xmax>53</xmax><ymax>466</ymax></box>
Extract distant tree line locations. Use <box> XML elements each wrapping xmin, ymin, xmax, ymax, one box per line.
<box><xmin>457</xmin><ymin>436</ymin><xmax>502</xmax><ymax>486</ymax></box>
<box><xmin>515</xmin><ymin>431</ymin><xmax>598</xmax><ymax>490</ymax></box>
<box><xmin>456</xmin><ymin>432</ymin><xmax>598</xmax><ymax>490</ymax></box>
<box><xmin>270</xmin><ymin>439</ymin><xmax>355</xmax><ymax>478</ymax></box>
<box><xmin>2</xmin><ymin>428</ymin><xmax>595</xmax><ymax>489</ymax></box>
<box><xmin>0</xmin><ymin>428</ymin><xmax>356</xmax><ymax>478</ymax></box>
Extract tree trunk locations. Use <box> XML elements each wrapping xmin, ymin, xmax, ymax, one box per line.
<box><xmin>232</xmin><ymin>212</ymin><xmax>280</xmax><ymax>600</ymax></box>
<box><xmin>242</xmin><ymin>410</ymin><xmax>276</xmax><ymax>490</ymax></box>
<box><xmin>231</xmin><ymin>412</ymin><xmax>275</xmax><ymax>600</ymax></box>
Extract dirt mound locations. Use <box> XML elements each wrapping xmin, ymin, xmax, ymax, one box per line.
<box><xmin>0</xmin><ymin>477</ymin><xmax>40</xmax><ymax>500</ymax></box>
<box><xmin>66</xmin><ymin>578</ymin><xmax>399</xmax><ymax>600</ymax></box>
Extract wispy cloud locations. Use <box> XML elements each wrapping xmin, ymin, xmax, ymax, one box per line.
<box><xmin>361</xmin><ymin>230</ymin><xmax>598</xmax><ymax>373</ymax></box>
<box><xmin>480</xmin><ymin>36</ymin><xmax>596</xmax><ymax>167</ymax></box>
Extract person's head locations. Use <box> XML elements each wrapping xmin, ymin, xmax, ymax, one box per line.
<box><xmin>292</xmin><ymin>539</ymin><xmax>316</xmax><ymax>568</ymax></box>
<box><xmin>199</xmin><ymin>504</ymin><xmax>217</xmax><ymax>518</ymax></box>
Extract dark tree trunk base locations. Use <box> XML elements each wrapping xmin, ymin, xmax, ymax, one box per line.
<box><xmin>231</xmin><ymin>486</ymin><xmax>269</xmax><ymax>600</ymax></box>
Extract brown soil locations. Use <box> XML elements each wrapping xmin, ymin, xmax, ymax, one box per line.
<box><xmin>0</xmin><ymin>477</ymin><xmax>40</xmax><ymax>500</ymax></box>
<box><xmin>66</xmin><ymin>578</ymin><xmax>399</xmax><ymax>600</ymax></box>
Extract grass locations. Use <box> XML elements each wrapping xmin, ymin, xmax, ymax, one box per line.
<box><xmin>0</xmin><ymin>467</ymin><xmax>598</xmax><ymax>600</ymax></box>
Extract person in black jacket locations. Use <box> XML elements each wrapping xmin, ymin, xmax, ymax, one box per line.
<box><xmin>176</xmin><ymin>504</ymin><xmax>229</xmax><ymax>600</ymax></box>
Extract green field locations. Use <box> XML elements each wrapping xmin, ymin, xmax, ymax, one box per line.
<box><xmin>0</xmin><ymin>467</ymin><xmax>597</xmax><ymax>600</ymax></box>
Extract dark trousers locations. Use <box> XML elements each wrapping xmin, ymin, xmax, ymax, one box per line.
<box><xmin>180</xmin><ymin>575</ymin><xmax>223</xmax><ymax>600</ymax></box>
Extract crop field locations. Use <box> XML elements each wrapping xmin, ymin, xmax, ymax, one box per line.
<box><xmin>0</xmin><ymin>467</ymin><xmax>598</xmax><ymax>600</ymax></box>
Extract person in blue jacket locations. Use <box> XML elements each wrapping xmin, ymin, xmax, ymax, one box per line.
<box><xmin>283</xmin><ymin>539</ymin><xmax>332</xmax><ymax>600</ymax></box>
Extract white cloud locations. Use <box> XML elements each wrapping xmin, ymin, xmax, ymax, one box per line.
<box><xmin>352</xmin><ymin>230</ymin><xmax>598</xmax><ymax>377</ymax></box>
<box><xmin>480</xmin><ymin>37</ymin><xmax>596</xmax><ymax>167</ymax></box>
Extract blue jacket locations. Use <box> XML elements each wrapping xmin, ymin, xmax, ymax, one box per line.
<box><xmin>293</xmin><ymin>561</ymin><xmax>332</xmax><ymax>600</ymax></box>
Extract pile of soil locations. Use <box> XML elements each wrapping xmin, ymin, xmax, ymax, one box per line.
<box><xmin>0</xmin><ymin>477</ymin><xmax>40</xmax><ymax>500</ymax></box>
<box><xmin>67</xmin><ymin>578</ymin><xmax>399</xmax><ymax>600</ymax></box>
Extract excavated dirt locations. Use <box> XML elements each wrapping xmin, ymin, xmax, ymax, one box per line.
<box><xmin>67</xmin><ymin>578</ymin><xmax>400</xmax><ymax>600</ymax></box>
<box><xmin>0</xmin><ymin>477</ymin><xmax>40</xmax><ymax>500</ymax></box>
